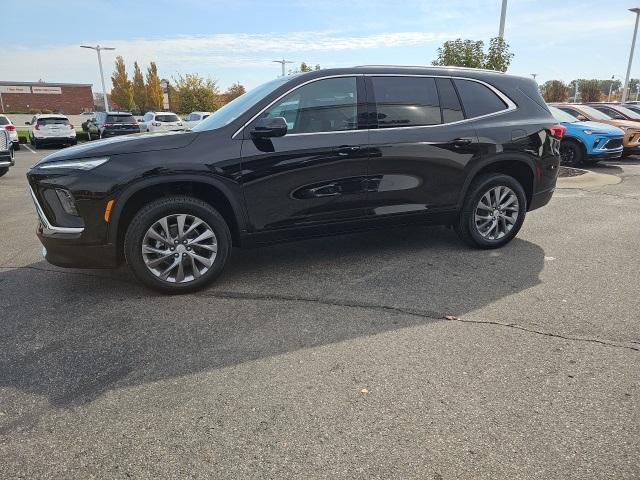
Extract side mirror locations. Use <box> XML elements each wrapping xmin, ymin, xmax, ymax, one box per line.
<box><xmin>251</xmin><ymin>116</ymin><xmax>288</xmax><ymax>138</ymax></box>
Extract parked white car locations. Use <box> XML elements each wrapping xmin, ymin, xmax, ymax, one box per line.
<box><xmin>0</xmin><ymin>129</ymin><xmax>14</xmax><ymax>178</ymax></box>
<box><xmin>0</xmin><ymin>114</ymin><xmax>20</xmax><ymax>150</ymax></box>
<box><xmin>139</xmin><ymin>112</ymin><xmax>185</xmax><ymax>133</ymax></box>
<box><xmin>27</xmin><ymin>114</ymin><xmax>76</xmax><ymax>148</ymax></box>
<box><xmin>183</xmin><ymin>111</ymin><xmax>211</xmax><ymax>129</ymax></box>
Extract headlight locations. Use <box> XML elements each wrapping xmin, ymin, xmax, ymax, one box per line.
<box><xmin>38</xmin><ymin>157</ymin><xmax>109</xmax><ymax>171</ymax></box>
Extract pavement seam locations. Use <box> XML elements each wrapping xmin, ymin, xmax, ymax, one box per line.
<box><xmin>3</xmin><ymin>266</ymin><xmax>638</xmax><ymax>353</ymax></box>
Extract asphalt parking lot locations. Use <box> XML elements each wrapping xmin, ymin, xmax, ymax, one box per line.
<box><xmin>1</xmin><ymin>147</ymin><xmax>639</xmax><ymax>479</ymax></box>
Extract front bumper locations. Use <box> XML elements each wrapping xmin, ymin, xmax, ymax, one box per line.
<box><xmin>29</xmin><ymin>185</ymin><xmax>119</xmax><ymax>268</ymax></box>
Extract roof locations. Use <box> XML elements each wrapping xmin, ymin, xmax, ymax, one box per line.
<box><xmin>0</xmin><ymin>81</ymin><xmax>92</xmax><ymax>87</ymax></box>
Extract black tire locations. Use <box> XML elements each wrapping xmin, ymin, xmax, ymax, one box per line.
<box><xmin>124</xmin><ymin>196</ymin><xmax>232</xmax><ymax>294</ymax></box>
<box><xmin>454</xmin><ymin>173</ymin><xmax>527</xmax><ymax>249</ymax></box>
<box><xmin>559</xmin><ymin>140</ymin><xmax>584</xmax><ymax>167</ymax></box>
<box><xmin>13</xmin><ymin>142</ymin><xmax>20</xmax><ymax>151</ymax></box>
<box><xmin>29</xmin><ymin>135</ymin><xmax>35</xmax><ymax>146</ymax></box>
<box><xmin>0</xmin><ymin>167</ymin><xmax>8</xmax><ymax>178</ymax></box>
<box><xmin>33</xmin><ymin>138</ymin><xmax>39</xmax><ymax>149</ymax></box>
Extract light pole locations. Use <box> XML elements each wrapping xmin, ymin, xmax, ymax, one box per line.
<box><xmin>498</xmin><ymin>0</ymin><xmax>508</xmax><ymax>38</ymax></box>
<box><xmin>273</xmin><ymin>58</ymin><xmax>294</xmax><ymax>77</ymax></box>
<box><xmin>622</xmin><ymin>8</ymin><xmax>640</xmax><ymax>103</ymax></box>
<box><xmin>573</xmin><ymin>80</ymin><xmax>579</xmax><ymax>103</ymax></box>
<box><xmin>608</xmin><ymin>75</ymin><xmax>619</xmax><ymax>102</ymax></box>
<box><xmin>81</xmin><ymin>44</ymin><xmax>115</xmax><ymax>112</ymax></box>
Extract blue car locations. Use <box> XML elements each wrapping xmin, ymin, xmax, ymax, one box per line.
<box><xmin>548</xmin><ymin>105</ymin><xmax>624</xmax><ymax>166</ymax></box>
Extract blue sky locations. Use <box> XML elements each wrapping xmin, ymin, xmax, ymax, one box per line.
<box><xmin>1</xmin><ymin>0</ymin><xmax>638</xmax><ymax>92</ymax></box>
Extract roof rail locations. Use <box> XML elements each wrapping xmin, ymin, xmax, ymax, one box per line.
<box><xmin>354</xmin><ymin>65</ymin><xmax>504</xmax><ymax>74</ymax></box>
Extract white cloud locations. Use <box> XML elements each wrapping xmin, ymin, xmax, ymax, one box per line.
<box><xmin>0</xmin><ymin>31</ymin><xmax>458</xmax><ymax>89</ymax></box>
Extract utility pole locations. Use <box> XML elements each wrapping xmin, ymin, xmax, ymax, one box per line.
<box><xmin>498</xmin><ymin>0</ymin><xmax>508</xmax><ymax>38</ymax></box>
<box><xmin>81</xmin><ymin>44</ymin><xmax>116</xmax><ymax>112</ymax></box>
<box><xmin>622</xmin><ymin>8</ymin><xmax>640</xmax><ymax>102</ymax></box>
<box><xmin>273</xmin><ymin>58</ymin><xmax>294</xmax><ymax>77</ymax></box>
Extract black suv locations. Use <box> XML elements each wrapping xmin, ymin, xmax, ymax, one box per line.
<box><xmin>87</xmin><ymin>111</ymin><xmax>140</xmax><ymax>140</ymax></box>
<box><xmin>27</xmin><ymin>66</ymin><xmax>563</xmax><ymax>293</ymax></box>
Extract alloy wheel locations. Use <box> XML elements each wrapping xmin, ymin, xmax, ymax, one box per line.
<box><xmin>474</xmin><ymin>186</ymin><xmax>519</xmax><ymax>240</ymax></box>
<box><xmin>142</xmin><ymin>213</ymin><xmax>218</xmax><ymax>283</ymax></box>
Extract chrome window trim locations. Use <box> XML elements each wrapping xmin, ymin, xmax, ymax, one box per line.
<box><xmin>29</xmin><ymin>186</ymin><xmax>84</xmax><ymax>235</ymax></box>
<box><xmin>233</xmin><ymin>73</ymin><xmax>517</xmax><ymax>139</ymax></box>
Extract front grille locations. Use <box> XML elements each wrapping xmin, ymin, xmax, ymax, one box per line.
<box><xmin>603</xmin><ymin>138</ymin><xmax>623</xmax><ymax>150</ymax></box>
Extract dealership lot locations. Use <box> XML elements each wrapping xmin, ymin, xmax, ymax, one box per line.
<box><xmin>1</xmin><ymin>149</ymin><xmax>639</xmax><ymax>478</ymax></box>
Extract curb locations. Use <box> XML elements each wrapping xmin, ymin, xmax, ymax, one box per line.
<box><xmin>556</xmin><ymin>168</ymin><xmax>621</xmax><ymax>189</ymax></box>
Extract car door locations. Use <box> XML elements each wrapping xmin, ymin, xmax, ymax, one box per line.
<box><xmin>365</xmin><ymin>75</ymin><xmax>479</xmax><ymax>215</ymax></box>
<box><xmin>240</xmin><ymin>75</ymin><xmax>370</xmax><ymax>231</ymax></box>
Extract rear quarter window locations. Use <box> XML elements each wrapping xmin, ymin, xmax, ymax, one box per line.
<box><xmin>454</xmin><ymin>79</ymin><xmax>508</xmax><ymax>118</ymax></box>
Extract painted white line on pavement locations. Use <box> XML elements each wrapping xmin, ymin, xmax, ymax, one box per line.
<box><xmin>22</xmin><ymin>144</ymin><xmax>36</xmax><ymax>154</ymax></box>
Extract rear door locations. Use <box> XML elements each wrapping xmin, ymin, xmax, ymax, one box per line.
<box><xmin>240</xmin><ymin>76</ymin><xmax>370</xmax><ymax>231</ymax></box>
<box><xmin>365</xmin><ymin>75</ymin><xmax>479</xmax><ymax>215</ymax></box>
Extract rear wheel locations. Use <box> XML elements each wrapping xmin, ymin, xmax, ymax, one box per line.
<box><xmin>559</xmin><ymin>140</ymin><xmax>584</xmax><ymax>167</ymax></box>
<box><xmin>455</xmin><ymin>173</ymin><xmax>527</xmax><ymax>249</ymax></box>
<box><xmin>124</xmin><ymin>196</ymin><xmax>232</xmax><ymax>294</ymax></box>
<box><xmin>13</xmin><ymin>142</ymin><xmax>20</xmax><ymax>151</ymax></box>
<box><xmin>33</xmin><ymin>138</ymin><xmax>39</xmax><ymax>149</ymax></box>
<box><xmin>0</xmin><ymin>167</ymin><xmax>8</xmax><ymax>178</ymax></box>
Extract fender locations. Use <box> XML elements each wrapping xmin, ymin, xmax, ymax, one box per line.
<box><xmin>107</xmin><ymin>173</ymin><xmax>250</xmax><ymax>245</ymax></box>
<box><xmin>456</xmin><ymin>153</ymin><xmax>537</xmax><ymax>210</ymax></box>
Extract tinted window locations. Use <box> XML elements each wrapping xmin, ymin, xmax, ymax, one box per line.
<box><xmin>106</xmin><ymin>114</ymin><xmax>135</xmax><ymax>123</ymax></box>
<box><xmin>593</xmin><ymin>106</ymin><xmax>624</xmax><ymax>120</ymax></box>
<box><xmin>557</xmin><ymin>107</ymin><xmax>582</xmax><ymax>119</ymax></box>
<box><xmin>264</xmin><ymin>77</ymin><xmax>358</xmax><ymax>134</ymax></box>
<box><xmin>372</xmin><ymin>77</ymin><xmax>440</xmax><ymax>128</ymax></box>
<box><xmin>37</xmin><ymin>117</ymin><xmax>69</xmax><ymax>126</ymax></box>
<box><xmin>435</xmin><ymin>78</ymin><xmax>464</xmax><ymax>123</ymax></box>
<box><xmin>155</xmin><ymin>114</ymin><xmax>179</xmax><ymax>122</ymax></box>
<box><xmin>0</xmin><ymin>116</ymin><xmax>9</xmax><ymax>125</ymax></box>
<box><xmin>454</xmin><ymin>79</ymin><xmax>507</xmax><ymax>118</ymax></box>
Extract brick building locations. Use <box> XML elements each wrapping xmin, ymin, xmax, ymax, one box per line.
<box><xmin>0</xmin><ymin>81</ymin><xmax>93</xmax><ymax>114</ymax></box>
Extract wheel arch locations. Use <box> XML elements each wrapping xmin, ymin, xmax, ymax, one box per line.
<box><xmin>460</xmin><ymin>157</ymin><xmax>536</xmax><ymax>210</ymax></box>
<box><xmin>109</xmin><ymin>175</ymin><xmax>247</xmax><ymax>261</ymax></box>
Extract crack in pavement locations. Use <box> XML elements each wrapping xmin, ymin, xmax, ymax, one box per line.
<box><xmin>199</xmin><ymin>290</ymin><xmax>640</xmax><ymax>353</ymax></box>
<box><xmin>2</xmin><ymin>265</ymin><xmax>638</xmax><ymax>354</ymax></box>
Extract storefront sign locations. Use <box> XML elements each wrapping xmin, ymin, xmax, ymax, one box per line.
<box><xmin>31</xmin><ymin>86</ymin><xmax>62</xmax><ymax>94</ymax></box>
<box><xmin>0</xmin><ymin>85</ymin><xmax>31</xmax><ymax>94</ymax></box>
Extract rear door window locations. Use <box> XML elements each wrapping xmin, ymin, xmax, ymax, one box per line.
<box><xmin>454</xmin><ymin>79</ymin><xmax>508</xmax><ymax>118</ymax></box>
<box><xmin>435</xmin><ymin>78</ymin><xmax>464</xmax><ymax>123</ymax></box>
<box><xmin>371</xmin><ymin>76</ymin><xmax>441</xmax><ymax>128</ymax></box>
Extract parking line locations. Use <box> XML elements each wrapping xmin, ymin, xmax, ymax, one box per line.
<box><xmin>22</xmin><ymin>144</ymin><xmax>36</xmax><ymax>154</ymax></box>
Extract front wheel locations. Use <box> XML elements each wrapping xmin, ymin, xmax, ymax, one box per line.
<box><xmin>454</xmin><ymin>173</ymin><xmax>527</xmax><ymax>249</ymax></box>
<box><xmin>124</xmin><ymin>196</ymin><xmax>232</xmax><ymax>294</ymax></box>
<box><xmin>559</xmin><ymin>140</ymin><xmax>584</xmax><ymax>167</ymax></box>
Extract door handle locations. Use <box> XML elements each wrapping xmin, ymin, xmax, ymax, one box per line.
<box><xmin>452</xmin><ymin>138</ymin><xmax>472</xmax><ymax>147</ymax></box>
<box><xmin>334</xmin><ymin>145</ymin><xmax>361</xmax><ymax>156</ymax></box>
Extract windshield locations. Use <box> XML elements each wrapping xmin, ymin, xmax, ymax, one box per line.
<box><xmin>578</xmin><ymin>105</ymin><xmax>612</xmax><ymax>120</ymax></box>
<box><xmin>548</xmin><ymin>106</ymin><xmax>578</xmax><ymax>123</ymax></box>
<box><xmin>614</xmin><ymin>105</ymin><xmax>640</xmax><ymax>119</ymax></box>
<box><xmin>193</xmin><ymin>76</ymin><xmax>290</xmax><ymax>132</ymax></box>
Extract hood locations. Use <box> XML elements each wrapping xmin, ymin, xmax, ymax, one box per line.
<box><xmin>35</xmin><ymin>131</ymin><xmax>198</xmax><ymax>166</ymax></box>
<box><xmin>567</xmin><ymin>121</ymin><xmax>625</xmax><ymax>135</ymax></box>
<box><xmin>609</xmin><ymin>119</ymin><xmax>640</xmax><ymax>130</ymax></box>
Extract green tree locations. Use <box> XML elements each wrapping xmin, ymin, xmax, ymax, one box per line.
<box><xmin>132</xmin><ymin>61</ymin><xmax>147</xmax><ymax>114</ymax></box>
<box><xmin>145</xmin><ymin>62</ymin><xmax>164</xmax><ymax>111</ymax></box>
<box><xmin>579</xmin><ymin>79</ymin><xmax>601</xmax><ymax>102</ymax></box>
<box><xmin>300</xmin><ymin>62</ymin><xmax>313</xmax><ymax>72</ymax></box>
<box><xmin>432</xmin><ymin>37</ymin><xmax>513</xmax><ymax>72</ymax></box>
<box><xmin>484</xmin><ymin>37</ymin><xmax>514</xmax><ymax>72</ymax></box>
<box><xmin>221</xmin><ymin>82</ymin><xmax>246</xmax><ymax>105</ymax></box>
<box><xmin>110</xmin><ymin>56</ymin><xmax>134</xmax><ymax>111</ymax></box>
<box><xmin>171</xmin><ymin>73</ymin><xmax>220</xmax><ymax>114</ymax></box>
<box><xmin>542</xmin><ymin>80</ymin><xmax>570</xmax><ymax>103</ymax></box>
<box><xmin>288</xmin><ymin>62</ymin><xmax>321</xmax><ymax>75</ymax></box>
